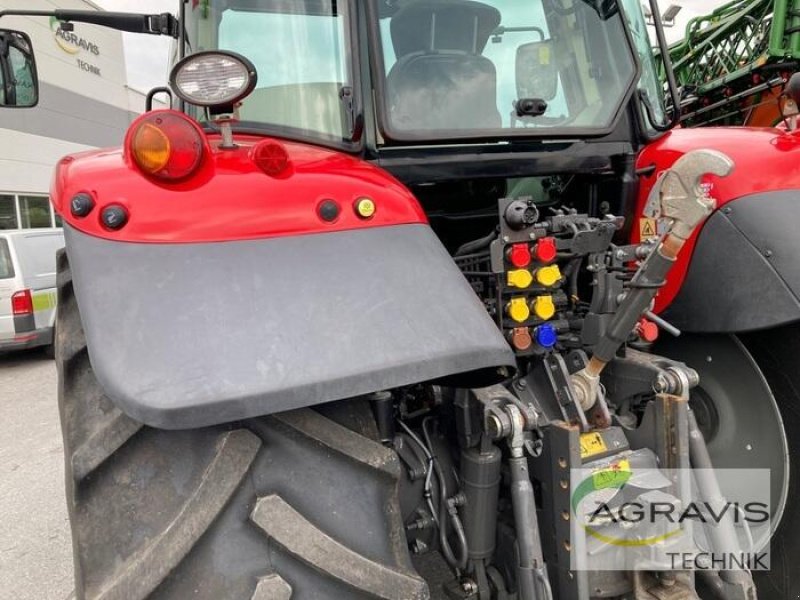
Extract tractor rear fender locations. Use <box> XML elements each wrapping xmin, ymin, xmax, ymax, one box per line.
<box><xmin>661</xmin><ymin>189</ymin><xmax>800</xmax><ymax>333</ymax></box>
<box><xmin>65</xmin><ymin>224</ymin><xmax>514</xmax><ymax>430</ymax></box>
<box><xmin>52</xmin><ymin>116</ymin><xmax>515</xmax><ymax>429</ymax></box>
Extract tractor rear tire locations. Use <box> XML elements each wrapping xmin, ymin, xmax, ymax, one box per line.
<box><xmin>740</xmin><ymin>324</ymin><xmax>800</xmax><ymax>600</ymax></box>
<box><xmin>55</xmin><ymin>250</ymin><xmax>428</xmax><ymax>600</ymax></box>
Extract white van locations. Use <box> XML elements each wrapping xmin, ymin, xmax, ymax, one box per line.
<box><xmin>0</xmin><ymin>229</ymin><xmax>64</xmax><ymax>355</ymax></box>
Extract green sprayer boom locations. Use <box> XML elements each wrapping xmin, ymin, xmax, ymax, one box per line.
<box><xmin>665</xmin><ymin>0</ymin><xmax>800</xmax><ymax>126</ymax></box>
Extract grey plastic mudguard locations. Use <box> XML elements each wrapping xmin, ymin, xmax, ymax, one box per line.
<box><xmin>662</xmin><ymin>190</ymin><xmax>800</xmax><ymax>333</ymax></box>
<box><xmin>65</xmin><ymin>223</ymin><xmax>515</xmax><ymax>429</ymax></box>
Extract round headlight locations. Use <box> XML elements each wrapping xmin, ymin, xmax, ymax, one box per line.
<box><xmin>169</xmin><ymin>51</ymin><xmax>257</xmax><ymax>108</ymax></box>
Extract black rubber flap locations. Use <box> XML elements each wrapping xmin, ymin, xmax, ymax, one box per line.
<box><xmin>66</xmin><ymin>224</ymin><xmax>515</xmax><ymax>428</ymax></box>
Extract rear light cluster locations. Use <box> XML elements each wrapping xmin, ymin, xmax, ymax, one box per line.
<box><xmin>128</xmin><ymin>111</ymin><xmax>205</xmax><ymax>182</ymax></box>
<box><xmin>11</xmin><ymin>289</ymin><xmax>32</xmax><ymax>316</ymax></box>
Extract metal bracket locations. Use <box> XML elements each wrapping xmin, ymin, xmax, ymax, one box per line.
<box><xmin>542</xmin><ymin>353</ymin><xmax>590</xmax><ymax>430</ymax></box>
<box><xmin>528</xmin><ymin>422</ymin><xmax>588</xmax><ymax>600</ymax></box>
<box><xmin>476</xmin><ymin>386</ymin><xmax>543</xmax><ymax>458</ymax></box>
<box><xmin>144</xmin><ymin>13</ymin><xmax>180</xmax><ymax>37</ymax></box>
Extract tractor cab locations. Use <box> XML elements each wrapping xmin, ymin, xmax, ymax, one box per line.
<box><xmin>183</xmin><ymin>0</ymin><xmax>668</xmax><ymax>158</ymax></box>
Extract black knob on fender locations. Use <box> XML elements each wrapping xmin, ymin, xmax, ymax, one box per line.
<box><xmin>318</xmin><ymin>199</ymin><xmax>340</xmax><ymax>223</ymax></box>
<box><xmin>70</xmin><ymin>193</ymin><xmax>95</xmax><ymax>218</ymax></box>
<box><xmin>101</xmin><ymin>205</ymin><xmax>129</xmax><ymax>230</ymax></box>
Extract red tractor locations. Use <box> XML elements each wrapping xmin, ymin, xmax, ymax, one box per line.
<box><xmin>1</xmin><ymin>1</ymin><xmax>798</xmax><ymax>599</ymax></box>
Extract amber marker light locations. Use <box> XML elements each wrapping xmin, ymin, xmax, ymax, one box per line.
<box><xmin>355</xmin><ymin>197</ymin><xmax>376</xmax><ymax>219</ymax></box>
<box><xmin>132</xmin><ymin>122</ymin><xmax>171</xmax><ymax>173</ymax></box>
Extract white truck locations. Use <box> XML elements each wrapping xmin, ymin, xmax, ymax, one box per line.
<box><xmin>0</xmin><ymin>229</ymin><xmax>63</xmax><ymax>355</ymax></box>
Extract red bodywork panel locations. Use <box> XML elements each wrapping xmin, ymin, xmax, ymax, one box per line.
<box><xmin>52</xmin><ymin>111</ymin><xmax>800</xmax><ymax>316</ymax></box>
<box><xmin>636</xmin><ymin>127</ymin><xmax>800</xmax><ymax>312</ymax></box>
<box><xmin>51</xmin><ymin>111</ymin><xmax>426</xmax><ymax>244</ymax></box>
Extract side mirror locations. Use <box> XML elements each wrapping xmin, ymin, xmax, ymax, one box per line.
<box><xmin>515</xmin><ymin>40</ymin><xmax>558</xmax><ymax>103</ymax></box>
<box><xmin>0</xmin><ymin>30</ymin><xmax>39</xmax><ymax>108</ymax></box>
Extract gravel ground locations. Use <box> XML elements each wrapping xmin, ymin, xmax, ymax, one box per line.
<box><xmin>0</xmin><ymin>349</ymin><xmax>73</xmax><ymax>600</ymax></box>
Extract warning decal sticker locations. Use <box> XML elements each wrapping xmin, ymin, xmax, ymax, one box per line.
<box><xmin>639</xmin><ymin>218</ymin><xmax>657</xmax><ymax>240</ymax></box>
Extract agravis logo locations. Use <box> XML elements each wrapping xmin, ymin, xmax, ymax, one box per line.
<box><xmin>570</xmin><ymin>462</ymin><xmax>772</xmax><ymax>571</ymax></box>
<box><xmin>571</xmin><ymin>459</ymin><xmax>685</xmax><ymax>547</ymax></box>
<box><xmin>50</xmin><ymin>17</ymin><xmax>100</xmax><ymax>56</ymax></box>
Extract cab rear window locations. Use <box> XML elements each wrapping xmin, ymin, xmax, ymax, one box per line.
<box><xmin>0</xmin><ymin>239</ymin><xmax>13</xmax><ymax>279</ymax></box>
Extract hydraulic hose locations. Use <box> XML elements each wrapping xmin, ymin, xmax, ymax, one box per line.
<box><xmin>445</xmin><ymin>498</ymin><xmax>469</xmax><ymax>572</ymax></box>
<box><xmin>454</xmin><ymin>229</ymin><xmax>498</xmax><ymax>257</ymax></box>
<box><xmin>397</xmin><ymin>420</ymin><xmax>440</xmax><ymax>527</ymax></box>
<box><xmin>423</xmin><ymin>417</ymin><xmax>469</xmax><ymax>572</ymax></box>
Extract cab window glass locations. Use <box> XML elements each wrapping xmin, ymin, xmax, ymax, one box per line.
<box><xmin>8</xmin><ymin>45</ymin><xmax>36</xmax><ymax>107</ymax></box>
<box><xmin>19</xmin><ymin>195</ymin><xmax>52</xmax><ymax>228</ymax></box>
<box><xmin>0</xmin><ymin>195</ymin><xmax>17</xmax><ymax>229</ymax></box>
<box><xmin>373</xmin><ymin>0</ymin><xmax>636</xmax><ymax>137</ymax></box>
<box><xmin>618</xmin><ymin>0</ymin><xmax>667</xmax><ymax>129</ymax></box>
<box><xmin>192</xmin><ymin>0</ymin><xmax>353</xmax><ymax>142</ymax></box>
<box><xmin>0</xmin><ymin>239</ymin><xmax>13</xmax><ymax>279</ymax></box>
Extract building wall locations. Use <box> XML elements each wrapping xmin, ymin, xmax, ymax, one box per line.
<box><xmin>0</xmin><ymin>0</ymin><xmax>161</xmax><ymax>228</ymax></box>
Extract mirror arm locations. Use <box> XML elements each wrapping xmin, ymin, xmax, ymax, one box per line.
<box><xmin>647</xmin><ymin>0</ymin><xmax>681</xmax><ymax>129</ymax></box>
<box><xmin>0</xmin><ymin>10</ymin><xmax>179</xmax><ymax>38</ymax></box>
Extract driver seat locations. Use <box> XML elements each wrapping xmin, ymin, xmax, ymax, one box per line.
<box><xmin>385</xmin><ymin>0</ymin><xmax>502</xmax><ymax>132</ymax></box>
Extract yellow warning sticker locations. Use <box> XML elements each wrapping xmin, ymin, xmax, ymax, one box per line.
<box><xmin>580</xmin><ymin>432</ymin><xmax>608</xmax><ymax>459</ymax></box>
<box><xmin>639</xmin><ymin>217</ymin><xmax>657</xmax><ymax>240</ymax></box>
